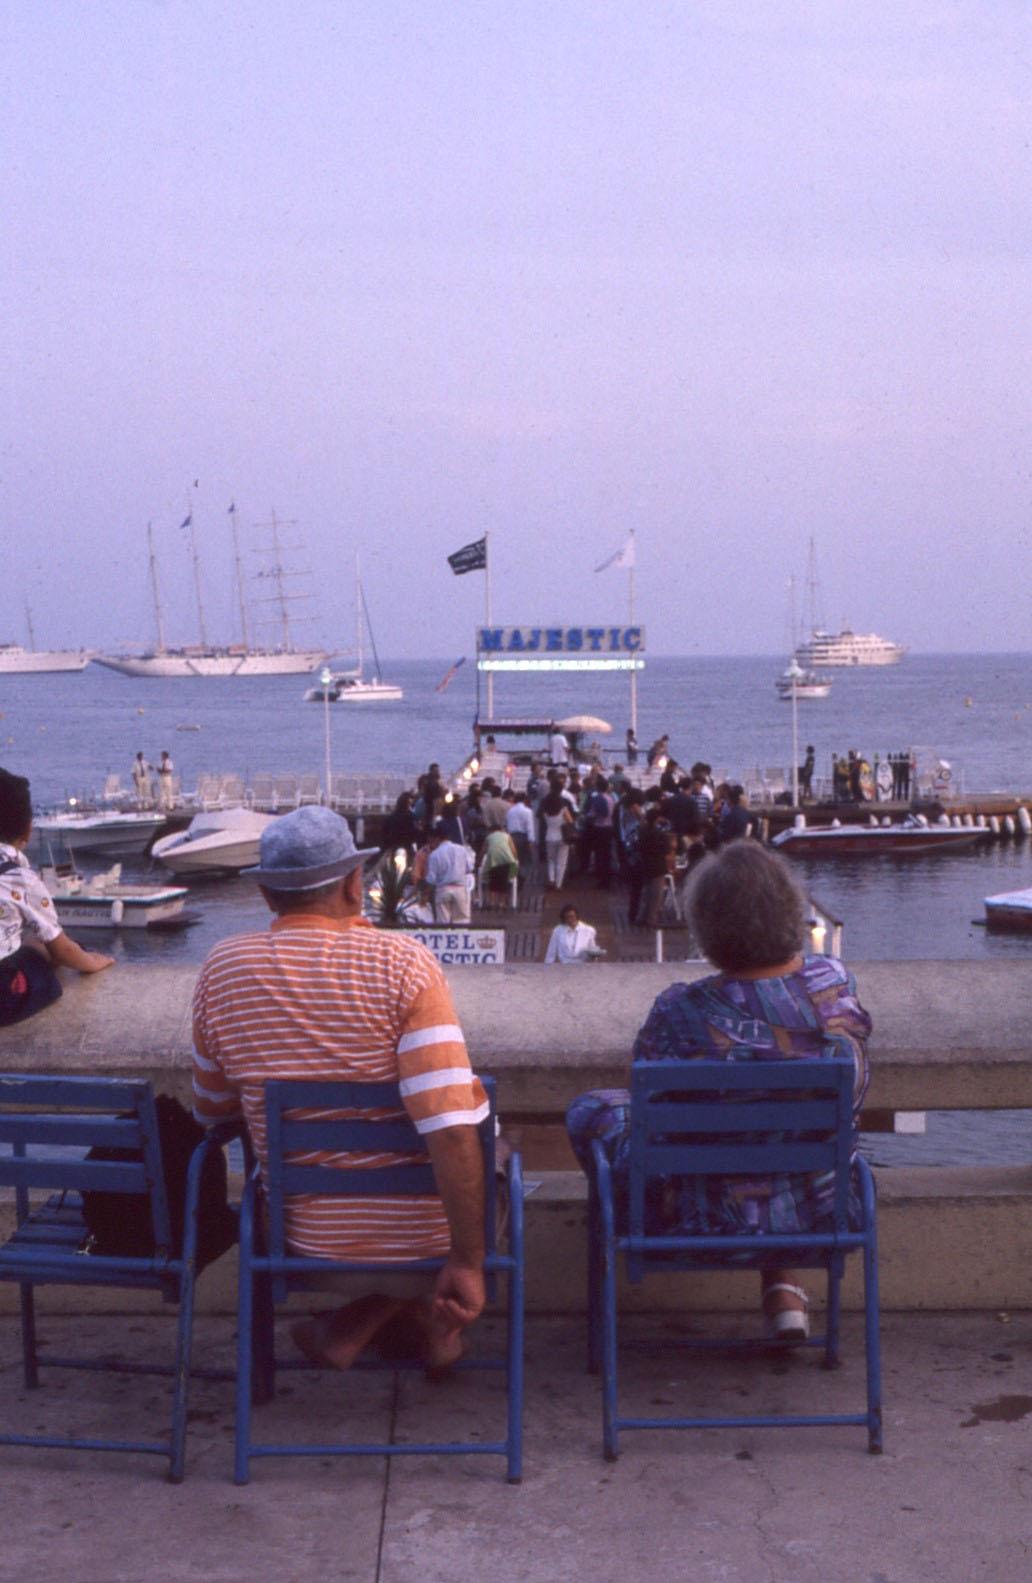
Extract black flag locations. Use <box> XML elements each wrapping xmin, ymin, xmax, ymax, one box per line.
<box><xmin>447</xmin><ymin>537</ymin><xmax>487</xmax><ymax>575</ymax></box>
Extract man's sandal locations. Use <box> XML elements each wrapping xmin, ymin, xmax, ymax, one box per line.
<box><xmin>762</xmin><ymin>1282</ymin><xmax>810</xmax><ymax>1344</ymax></box>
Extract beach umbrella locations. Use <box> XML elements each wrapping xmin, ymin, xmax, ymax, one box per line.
<box><xmin>557</xmin><ymin>715</ymin><xmax>613</xmax><ymax>734</ymax></box>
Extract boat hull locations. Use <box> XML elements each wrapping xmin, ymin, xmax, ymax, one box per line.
<box><xmin>51</xmin><ymin>888</ymin><xmax>188</xmax><ymax>929</ymax></box>
<box><xmin>94</xmin><ymin>650</ymin><xmax>325</xmax><ymax>678</ymax></box>
<box><xmin>772</xmin><ymin>825</ymin><xmax>987</xmax><ymax>857</ymax></box>
<box><xmin>0</xmin><ymin>648</ymin><xmax>89</xmax><ymax>673</ymax></box>
<box><xmin>984</xmin><ymin>889</ymin><xmax>1032</xmax><ymax>933</ymax></box>
<box><xmin>32</xmin><ymin>812</ymin><xmax>167</xmax><ymax>854</ymax></box>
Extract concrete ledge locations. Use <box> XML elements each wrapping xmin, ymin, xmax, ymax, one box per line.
<box><xmin>3</xmin><ymin>960</ymin><xmax>1032</xmax><ymax>1114</ymax></box>
<box><xmin>4</xmin><ymin>1163</ymin><xmax>1031</xmax><ymax>1316</ymax></box>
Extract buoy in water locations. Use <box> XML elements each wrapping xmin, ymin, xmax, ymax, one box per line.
<box><xmin>1018</xmin><ymin>807</ymin><xmax>1032</xmax><ymax>837</ymax></box>
<box><xmin>1003</xmin><ymin>815</ymin><xmax>1016</xmax><ymax>837</ymax></box>
<box><xmin>989</xmin><ymin>816</ymin><xmax>1001</xmax><ymax>835</ymax></box>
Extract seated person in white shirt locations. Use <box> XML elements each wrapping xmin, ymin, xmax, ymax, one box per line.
<box><xmin>544</xmin><ymin>904</ymin><xmax>606</xmax><ymax>964</ymax></box>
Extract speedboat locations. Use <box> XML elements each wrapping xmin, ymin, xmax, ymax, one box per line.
<box><xmin>151</xmin><ymin>807</ymin><xmax>275</xmax><ymax>876</ymax></box>
<box><xmin>983</xmin><ymin>887</ymin><xmax>1032</xmax><ymax>933</ymax></box>
<box><xmin>305</xmin><ymin>673</ymin><xmax>404</xmax><ymax>703</ymax></box>
<box><xmin>32</xmin><ymin>807</ymin><xmax>167</xmax><ymax>855</ymax></box>
<box><xmin>772</xmin><ymin>817</ymin><xmax>989</xmax><ymax>857</ymax></box>
<box><xmin>40</xmin><ymin>863</ymin><xmax>189</xmax><ymax>929</ymax></box>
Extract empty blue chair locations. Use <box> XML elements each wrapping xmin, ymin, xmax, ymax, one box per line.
<box><xmin>234</xmin><ymin>1072</ymin><xmax>524</xmax><ymax>1483</ymax></box>
<box><xmin>587</xmin><ymin>1057</ymin><xmax>882</xmax><ymax>1458</ymax></box>
<box><xmin>0</xmin><ymin>1074</ymin><xmax>237</xmax><ymax>1482</ymax></box>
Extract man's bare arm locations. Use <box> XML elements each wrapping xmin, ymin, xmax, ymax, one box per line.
<box><xmin>425</xmin><ymin>1124</ymin><xmax>487</xmax><ymax>1330</ymax></box>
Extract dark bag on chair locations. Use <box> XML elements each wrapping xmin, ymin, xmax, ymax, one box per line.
<box><xmin>82</xmin><ymin>1095</ymin><xmax>237</xmax><ymax>1270</ymax></box>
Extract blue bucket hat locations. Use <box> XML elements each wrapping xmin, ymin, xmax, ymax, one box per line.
<box><xmin>248</xmin><ymin>806</ymin><xmax>380</xmax><ymax>891</ymax></box>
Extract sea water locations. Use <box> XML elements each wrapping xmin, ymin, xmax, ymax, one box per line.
<box><xmin>3</xmin><ymin>652</ymin><xmax>1029</xmax><ymax>1166</ymax></box>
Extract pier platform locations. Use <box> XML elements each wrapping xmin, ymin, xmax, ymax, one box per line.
<box><xmin>3</xmin><ymin>1311</ymin><xmax>1028</xmax><ymax>1582</ymax></box>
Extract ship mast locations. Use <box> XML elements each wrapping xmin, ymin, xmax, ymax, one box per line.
<box><xmin>227</xmin><ymin>502</ymin><xmax>251</xmax><ymax>650</ymax></box>
<box><xmin>805</xmin><ymin>536</ymin><xmax>822</xmax><ymax>638</ymax></box>
<box><xmin>185</xmin><ymin>490</ymin><xmax>209</xmax><ymax>649</ymax></box>
<box><xmin>147</xmin><ymin>522</ymin><xmax>167</xmax><ymax>653</ymax></box>
<box><xmin>23</xmin><ymin>602</ymin><xmax>36</xmax><ymax>652</ymax></box>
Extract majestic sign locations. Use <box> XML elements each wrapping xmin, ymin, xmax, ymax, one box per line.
<box><xmin>477</xmin><ymin>625</ymin><xmax>644</xmax><ymax>656</ymax></box>
<box><xmin>410</xmin><ymin>927</ymin><xmax>506</xmax><ymax>965</ymax></box>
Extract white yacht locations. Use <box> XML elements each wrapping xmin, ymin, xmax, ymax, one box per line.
<box><xmin>32</xmin><ymin>807</ymin><xmax>167</xmax><ymax>855</ymax></box>
<box><xmin>795</xmin><ymin>628</ymin><xmax>906</xmax><ymax>668</ymax></box>
<box><xmin>0</xmin><ymin>643</ymin><xmax>90</xmax><ymax>674</ymax></box>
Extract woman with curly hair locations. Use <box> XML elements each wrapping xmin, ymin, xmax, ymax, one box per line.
<box><xmin>566</xmin><ymin>841</ymin><xmax>871</xmax><ymax>1342</ymax></box>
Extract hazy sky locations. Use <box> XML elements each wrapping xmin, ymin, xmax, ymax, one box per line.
<box><xmin>3</xmin><ymin>1</ymin><xmax>1030</xmax><ymax>657</ymax></box>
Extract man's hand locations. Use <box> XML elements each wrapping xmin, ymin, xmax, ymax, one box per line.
<box><xmin>432</xmin><ymin>1256</ymin><xmax>485</xmax><ymax>1332</ymax></box>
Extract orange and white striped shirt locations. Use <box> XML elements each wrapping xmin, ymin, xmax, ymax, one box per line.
<box><xmin>191</xmin><ymin>913</ymin><xmax>488</xmax><ymax>1262</ymax></box>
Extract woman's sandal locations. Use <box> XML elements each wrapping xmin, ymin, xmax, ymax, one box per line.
<box><xmin>762</xmin><ymin>1282</ymin><xmax>810</xmax><ymax>1344</ymax></box>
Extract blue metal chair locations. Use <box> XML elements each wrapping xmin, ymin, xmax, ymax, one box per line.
<box><xmin>587</xmin><ymin>1057</ymin><xmax>882</xmax><ymax>1458</ymax></box>
<box><xmin>0</xmin><ymin>1074</ymin><xmax>237</xmax><ymax>1482</ymax></box>
<box><xmin>234</xmin><ymin>1073</ymin><xmax>524</xmax><ymax>1483</ymax></box>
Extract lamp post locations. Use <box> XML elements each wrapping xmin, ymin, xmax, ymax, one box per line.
<box><xmin>320</xmin><ymin>667</ymin><xmax>333</xmax><ymax>805</ymax></box>
<box><xmin>785</xmin><ymin>659</ymin><xmax>801</xmax><ymax>808</ymax></box>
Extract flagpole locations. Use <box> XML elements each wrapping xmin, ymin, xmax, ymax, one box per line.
<box><xmin>628</xmin><ymin>528</ymin><xmax>637</xmax><ymax>736</ymax></box>
<box><xmin>484</xmin><ymin>530</ymin><xmax>493</xmax><ymax>719</ymax></box>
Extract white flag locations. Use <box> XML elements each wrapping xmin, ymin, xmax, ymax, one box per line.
<box><xmin>594</xmin><ymin>535</ymin><xmax>635</xmax><ymax>573</ymax></box>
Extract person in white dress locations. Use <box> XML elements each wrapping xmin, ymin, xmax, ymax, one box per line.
<box><xmin>544</xmin><ymin>905</ymin><xmax>606</xmax><ymax>964</ymax></box>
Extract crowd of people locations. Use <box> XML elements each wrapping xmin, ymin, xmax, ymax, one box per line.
<box><xmin>376</xmin><ymin>742</ymin><xmax>758</xmax><ymax>930</ymax></box>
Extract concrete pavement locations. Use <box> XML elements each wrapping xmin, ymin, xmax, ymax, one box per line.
<box><xmin>1</xmin><ymin>1311</ymin><xmax>1029</xmax><ymax>1583</ymax></box>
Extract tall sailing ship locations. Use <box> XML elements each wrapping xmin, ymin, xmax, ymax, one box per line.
<box><xmin>94</xmin><ymin>505</ymin><xmax>327</xmax><ymax>678</ymax></box>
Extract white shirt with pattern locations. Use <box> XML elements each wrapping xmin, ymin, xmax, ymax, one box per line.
<box><xmin>0</xmin><ymin>844</ymin><xmax>62</xmax><ymax>962</ymax></box>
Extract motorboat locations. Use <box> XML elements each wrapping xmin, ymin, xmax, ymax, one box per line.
<box><xmin>40</xmin><ymin>863</ymin><xmax>190</xmax><ymax>930</ymax></box>
<box><xmin>32</xmin><ymin>807</ymin><xmax>167</xmax><ymax>855</ymax></box>
<box><xmin>151</xmin><ymin>807</ymin><xmax>275</xmax><ymax>876</ymax></box>
<box><xmin>983</xmin><ymin>887</ymin><xmax>1032</xmax><ymax>933</ymax></box>
<box><xmin>772</xmin><ymin>817</ymin><xmax>989</xmax><ymax>858</ymax></box>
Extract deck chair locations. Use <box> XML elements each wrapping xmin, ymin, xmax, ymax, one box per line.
<box><xmin>586</xmin><ymin>1057</ymin><xmax>881</xmax><ymax>1460</ymax></box>
<box><xmin>297</xmin><ymin>774</ymin><xmax>321</xmax><ymax>805</ymax></box>
<box><xmin>0</xmin><ymin>1075</ymin><xmax>239</xmax><ymax>1482</ymax></box>
<box><xmin>234</xmin><ymin>1074</ymin><xmax>524</xmax><ymax>1483</ymax></box>
<box><xmin>273</xmin><ymin>775</ymin><xmax>300</xmax><ymax>810</ymax></box>
<box><xmin>249</xmin><ymin>773</ymin><xmax>276</xmax><ymax>811</ymax></box>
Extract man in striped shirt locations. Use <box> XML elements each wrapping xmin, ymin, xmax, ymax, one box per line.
<box><xmin>192</xmin><ymin>806</ymin><xmax>489</xmax><ymax>1371</ymax></box>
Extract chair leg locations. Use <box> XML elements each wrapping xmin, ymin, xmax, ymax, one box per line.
<box><xmin>235</xmin><ymin>1267</ymin><xmax>255</xmax><ymax>1485</ymax></box>
<box><xmin>19</xmin><ymin>1282</ymin><xmax>39</xmax><ymax>1389</ymax></box>
<box><xmin>587</xmin><ymin>1191</ymin><xmax>602</xmax><ymax>1375</ymax></box>
<box><xmin>168</xmin><ymin>1261</ymin><xmax>198</xmax><ymax>1484</ymax></box>
<box><xmin>863</xmin><ymin>1231</ymin><xmax>884</xmax><ymax>1454</ymax></box>
<box><xmin>506</xmin><ymin>1261</ymin><xmax>524</xmax><ymax>1483</ymax></box>
<box><xmin>823</xmin><ymin>1260</ymin><xmax>842</xmax><ymax>1369</ymax></box>
<box><xmin>600</xmin><ymin>1235</ymin><xmax>619</xmax><ymax>1462</ymax></box>
<box><xmin>251</xmin><ymin>1271</ymin><xmax>276</xmax><ymax>1406</ymax></box>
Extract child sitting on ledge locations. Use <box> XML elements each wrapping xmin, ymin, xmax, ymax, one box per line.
<box><xmin>0</xmin><ymin>767</ymin><xmax>114</xmax><ymax>1026</ymax></box>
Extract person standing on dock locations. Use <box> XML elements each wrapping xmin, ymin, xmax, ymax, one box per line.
<box><xmin>156</xmin><ymin>750</ymin><xmax>175</xmax><ymax>811</ymax></box>
<box><xmin>131</xmin><ymin>751</ymin><xmax>152</xmax><ymax>806</ymax></box>
<box><xmin>424</xmin><ymin>824</ymin><xmax>474</xmax><ymax>924</ymax></box>
<box><xmin>548</xmin><ymin>723</ymin><xmax>570</xmax><ymax>767</ymax></box>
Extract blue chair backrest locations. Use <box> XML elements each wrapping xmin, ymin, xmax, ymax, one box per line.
<box><xmin>0</xmin><ymin>1074</ymin><xmax>173</xmax><ymax>1256</ymax></box>
<box><xmin>627</xmin><ymin>1058</ymin><xmax>856</xmax><ymax>1243</ymax></box>
<box><xmin>262</xmin><ymin>1074</ymin><xmax>498</xmax><ymax>1264</ymax></box>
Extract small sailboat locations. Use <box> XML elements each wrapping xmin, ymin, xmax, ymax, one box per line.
<box><xmin>775</xmin><ymin>577</ymin><xmax>831</xmax><ymax>699</ymax></box>
<box><xmin>305</xmin><ymin>557</ymin><xmax>403</xmax><ymax>703</ymax></box>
